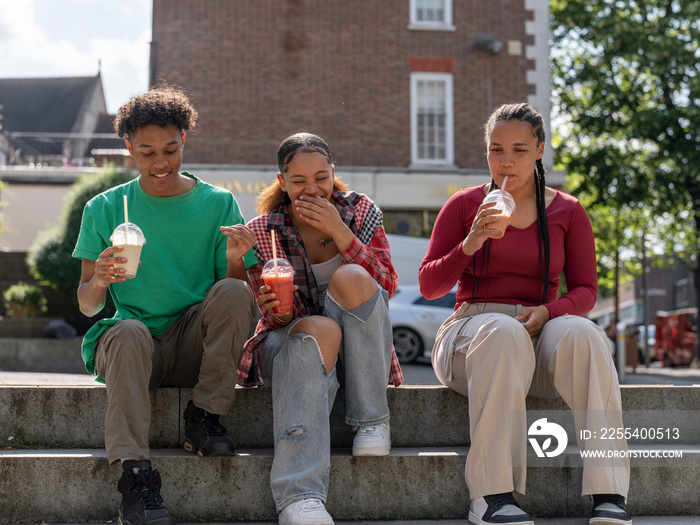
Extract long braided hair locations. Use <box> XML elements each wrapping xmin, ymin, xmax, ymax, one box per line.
<box><xmin>482</xmin><ymin>102</ymin><xmax>550</xmax><ymax>304</ymax></box>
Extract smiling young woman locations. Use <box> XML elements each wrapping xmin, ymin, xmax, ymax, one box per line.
<box><xmin>240</xmin><ymin>132</ymin><xmax>403</xmax><ymax>525</ymax></box>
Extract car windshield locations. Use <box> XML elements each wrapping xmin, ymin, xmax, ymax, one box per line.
<box><xmin>414</xmin><ymin>294</ymin><xmax>456</xmax><ymax>309</ymax></box>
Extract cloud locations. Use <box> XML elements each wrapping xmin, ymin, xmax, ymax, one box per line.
<box><xmin>0</xmin><ymin>0</ymin><xmax>151</xmax><ymax>113</ymax></box>
<box><xmin>0</xmin><ymin>1</ymin><xmax>46</xmax><ymax>54</ymax></box>
<box><xmin>92</xmin><ymin>31</ymin><xmax>151</xmax><ymax>111</ymax></box>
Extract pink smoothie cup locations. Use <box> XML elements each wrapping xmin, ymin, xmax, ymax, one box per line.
<box><xmin>262</xmin><ymin>258</ymin><xmax>295</xmax><ymax>315</ymax></box>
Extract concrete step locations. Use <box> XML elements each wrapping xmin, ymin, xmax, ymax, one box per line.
<box><xmin>1</xmin><ymin>446</ymin><xmax>699</xmax><ymax>523</ymax></box>
<box><xmin>2</xmin><ymin>384</ymin><xmax>699</xmax><ymax>522</ymax></box>
<box><xmin>1</xmin><ymin>385</ymin><xmax>699</xmax><ymax>449</ymax></box>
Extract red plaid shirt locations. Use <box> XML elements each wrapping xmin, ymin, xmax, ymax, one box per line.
<box><xmin>238</xmin><ymin>190</ymin><xmax>404</xmax><ymax>388</ymax></box>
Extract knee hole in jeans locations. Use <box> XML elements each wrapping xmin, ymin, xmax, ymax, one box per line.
<box><xmin>281</xmin><ymin>425</ymin><xmax>306</xmax><ymax>440</ymax></box>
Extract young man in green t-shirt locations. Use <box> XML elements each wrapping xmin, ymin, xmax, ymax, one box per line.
<box><xmin>73</xmin><ymin>84</ymin><xmax>256</xmax><ymax>525</ymax></box>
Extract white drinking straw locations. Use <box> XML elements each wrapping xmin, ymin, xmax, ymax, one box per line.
<box><xmin>271</xmin><ymin>230</ymin><xmax>278</xmax><ymax>276</ymax></box>
<box><xmin>123</xmin><ymin>195</ymin><xmax>129</xmax><ymax>240</ymax></box>
<box><xmin>502</xmin><ymin>176</ymin><xmax>509</xmax><ymax>192</ymax></box>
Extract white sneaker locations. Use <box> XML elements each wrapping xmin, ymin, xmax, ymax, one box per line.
<box><xmin>469</xmin><ymin>493</ymin><xmax>534</xmax><ymax>525</ymax></box>
<box><xmin>279</xmin><ymin>498</ymin><xmax>334</xmax><ymax>525</ymax></box>
<box><xmin>352</xmin><ymin>421</ymin><xmax>391</xmax><ymax>456</ymax></box>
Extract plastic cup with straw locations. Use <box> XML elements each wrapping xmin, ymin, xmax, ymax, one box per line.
<box><xmin>108</xmin><ymin>194</ymin><xmax>146</xmax><ymax>279</ymax></box>
<box><xmin>262</xmin><ymin>229</ymin><xmax>295</xmax><ymax>315</ymax></box>
<box><xmin>482</xmin><ymin>175</ymin><xmax>515</xmax><ymax>239</ymax></box>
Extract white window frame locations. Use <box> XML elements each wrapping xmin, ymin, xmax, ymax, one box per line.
<box><xmin>410</xmin><ymin>72</ymin><xmax>454</xmax><ymax>166</ymax></box>
<box><xmin>408</xmin><ymin>0</ymin><xmax>455</xmax><ymax>31</ymax></box>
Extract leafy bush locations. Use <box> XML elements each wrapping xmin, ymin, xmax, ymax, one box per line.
<box><xmin>2</xmin><ymin>282</ymin><xmax>48</xmax><ymax>317</ymax></box>
<box><xmin>27</xmin><ymin>166</ymin><xmax>137</xmax><ymax>303</ymax></box>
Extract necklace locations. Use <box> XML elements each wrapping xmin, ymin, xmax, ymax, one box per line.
<box><xmin>307</xmin><ymin>231</ymin><xmax>334</xmax><ymax>247</ymax></box>
<box><xmin>297</xmin><ymin>225</ymin><xmax>334</xmax><ymax>247</ymax></box>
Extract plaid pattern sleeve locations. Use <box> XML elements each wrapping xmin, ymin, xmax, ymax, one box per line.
<box><xmin>336</xmin><ymin>192</ymin><xmax>403</xmax><ymax>386</ymax></box>
<box><xmin>337</xmin><ymin>194</ymin><xmax>398</xmax><ymax>299</ymax></box>
<box><xmin>238</xmin><ymin>212</ymin><xmax>313</xmax><ymax>387</ymax></box>
<box><xmin>238</xmin><ymin>214</ymin><xmax>284</xmax><ymax>387</ymax></box>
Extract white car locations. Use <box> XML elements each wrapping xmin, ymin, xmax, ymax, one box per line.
<box><xmin>389</xmin><ymin>285</ymin><xmax>457</xmax><ymax>364</ymax></box>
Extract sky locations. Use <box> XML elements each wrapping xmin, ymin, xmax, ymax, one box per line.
<box><xmin>0</xmin><ymin>0</ymin><xmax>152</xmax><ymax>114</ymax></box>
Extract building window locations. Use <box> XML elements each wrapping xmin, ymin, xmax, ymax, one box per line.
<box><xmin>675</xmin><ymin>278</ymin><xmax>690</xmax><ymax>308</ymax></box>
<box><xmin>409</xmin><ymin>0</ymin><xmax>455</xmax><ymax>31</ymax></box>
<box><xmin>410</xmin><ymin>73</ymin><xmax>454</xmax><ymax>166</ymax></box>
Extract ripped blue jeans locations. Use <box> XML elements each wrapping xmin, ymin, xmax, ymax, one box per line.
<box><xmin>259</xmin><ymin>287</ymin><xmax>392</xmax><ymax>511</ymax></box>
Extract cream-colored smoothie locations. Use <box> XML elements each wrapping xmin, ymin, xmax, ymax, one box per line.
<box><xmin>110</xmin><ymin>222</ymin><xmax>146</xmax><ymax>279</ymax></box>
<box><xmin>113</xmin><ymin>243</ymin><xmax>143</xmax><ymax>278</ymax></box>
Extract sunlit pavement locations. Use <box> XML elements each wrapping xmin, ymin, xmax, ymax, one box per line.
<box><xmin>398</xmin><ymin>359</ymin><xmax>700</xmax><ymax>387</ymax></box>
<box><xmin>37</xmin><ymin>518</ymin><xmax>700</xmax><ymax>525</ymax></box>
<box><xmin>2</xmin><ymin>361</ymin><xmax>700</xmax><ymax>387</ymax></box>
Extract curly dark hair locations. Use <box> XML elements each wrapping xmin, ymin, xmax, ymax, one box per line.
<box><xmin>113</xmin><ymin>82</ymin><xmax>198</xmax><ymax>138</ymax></box>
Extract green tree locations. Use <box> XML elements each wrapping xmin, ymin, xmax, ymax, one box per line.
<box><xmin>27</xmin><ymin>166</ymin><xmax>136</xmax><ymax>311</ymax></box>
<box><xmin>551</xmin><ymin>1</ymin><xmax>700</xmax><ymax>320</ymax></box>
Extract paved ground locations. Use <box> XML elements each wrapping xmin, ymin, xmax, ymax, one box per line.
<box><xmin>0</xmin><ymin>370</ymin><xmax>97</xmax><ymax>385</ymax></box>
<box><xmin>2</xmin><ymin>361</ymin><xmax>700</xmax><ymax>386</ymax></box>
<box><xmin>618</xmin><ymin>364</ymin><xmax>700</xmax><ymax>386</ymax></box>
<box><xmin>398</xmin><ymin>358</ymin><xmax>700</xmax><ymax>387</ymax></box>
<box><xmin>39</xmin><ymin>519</ymin><xmax>700</xmax><ymax>524</ymax></box>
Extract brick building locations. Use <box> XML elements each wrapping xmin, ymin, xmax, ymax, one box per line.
<box><xmin>149</xmin><ymin>0</ymin><xmax>556</xmax><ymax>232</ymax></box>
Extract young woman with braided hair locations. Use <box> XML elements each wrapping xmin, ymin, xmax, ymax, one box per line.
<box><xmin>419</xmin><ymin>103</ymin><xmax>631</xmax><ymax>525</ymax></box>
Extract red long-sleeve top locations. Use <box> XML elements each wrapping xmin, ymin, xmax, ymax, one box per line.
<box><xmin>418</xmin><ymin>186</ymin><xmax>598</xmax><ymax>319</ymax></box>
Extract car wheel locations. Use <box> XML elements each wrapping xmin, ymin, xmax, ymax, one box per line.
<box><xmin>392</xmin><ymin>327</ymin><xmax>424</xmax><ymax>364</ymax></box>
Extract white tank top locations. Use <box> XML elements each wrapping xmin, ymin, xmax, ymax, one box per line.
<box><xmin>310</xmin><ymin>253</ymin><xmax>343</xmax><ymax>296</ymax></box>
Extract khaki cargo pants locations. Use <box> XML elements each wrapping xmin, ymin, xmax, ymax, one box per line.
<box><xmin>94</xmin><ymin>278</ymin><xmax>254</xmax><ymax>463</ymax></box>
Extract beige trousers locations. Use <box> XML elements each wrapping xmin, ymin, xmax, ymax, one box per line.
<box><xmin>94</xmin><ymin>278</ymin><xmax>255</xmax><ymax>463</ymax></box>
<box><xmin>433</xmin><ymin>302</ymin><xmax>630</xmax><ymax>500</ymax></box>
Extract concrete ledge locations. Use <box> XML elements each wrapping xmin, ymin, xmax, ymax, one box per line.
<box><xmin>0</xmin><ymin>337</ymin><xmax>84</xmax><ymax>373</ymax></box>
<box><xmin>1</xmin><ymin>385</ymin><xmax>698</xmax><ymax>449</ymax></box>
<box><xmin>0</xmin><ymin>318</ymin><xmax>60</xmax><ymax>337</ymax></box>
<box><xmin>1</xmin><ymin>447</ymin><xmax>699</xmax><ymax>523</ymax></box>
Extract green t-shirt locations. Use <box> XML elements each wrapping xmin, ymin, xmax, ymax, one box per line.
<box><xmin>72</xmin><ymin>172</ymin><xmax>257</xmax><ymax>377</ymax></box>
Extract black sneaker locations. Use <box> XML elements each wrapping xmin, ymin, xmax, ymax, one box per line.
<box><xmin>117</xmin><ymin>460</ymin><xmax>175</xmax><ymax>525</ymax></box>
<box><xmin>590</xmin><ymin>494</ymin><xmax>632</xmax><ymax>525</ymax></box>
<box><xmin>468</xmin><ymin>492</ymin><xmax>534</xmax><ymax>525</ymax></box>
<box><xmin>183</xmin><ymin>400</ymin><xmax>236</xmax><ymax>456</ymax></box>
